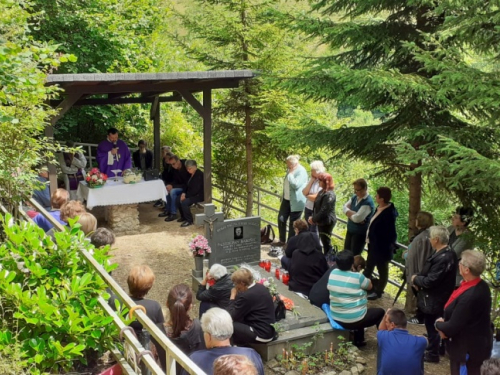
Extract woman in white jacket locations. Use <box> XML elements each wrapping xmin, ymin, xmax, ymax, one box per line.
<box><xmin>58</xmin><ymin>145</ymin><xmax>87</xmax><ymax>200</ymax></box>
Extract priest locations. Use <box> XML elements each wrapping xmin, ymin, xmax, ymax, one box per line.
<box><xmin>96</xmin><ymin>128</ymin><xmax>132</xmax><ymax>176</ymax></box>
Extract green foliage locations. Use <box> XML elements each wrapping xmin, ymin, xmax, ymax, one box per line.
<box><xmin>0</xmin><ymin>0</ymin><xmax>71</xmax><ymax>209</ymax></box>
<box><xmin>0</xmin><ymin>215</ymin><xmax>117</xmax><ymax>373</ymax></box>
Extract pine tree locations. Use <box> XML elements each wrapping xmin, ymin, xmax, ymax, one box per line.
<box><xmin>274</xmin><ymin>0</ymin><xmax>500</xmax><ymax>243</ymax></box>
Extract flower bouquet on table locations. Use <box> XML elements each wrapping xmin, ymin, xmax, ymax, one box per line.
<box><xmin>85</xmin><ymin>168</ymin><xmax>108</xmax><ymax>188</ymax></box>
<box><xmin>189</xmin><ymin>234</ymin><xmax>211</xmax><ymax>257</ymax></box>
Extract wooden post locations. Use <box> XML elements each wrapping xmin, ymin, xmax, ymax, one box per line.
<box><xmin>203</xmin><ymin>89</ymin><xmax>212</xmax><ymax>203</ymax></box>
<box><xmin>152</xmin><ymin>97</ymin><xmax>161</xmax><ymax>171</ymax></box>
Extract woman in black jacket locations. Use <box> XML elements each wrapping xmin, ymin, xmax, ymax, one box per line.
<box><xmin>196</xmin><ymin>264</ymin><xmax>233</xmax><ymax>318</ymax></box>
<box><xmin>363</xmin><ymin>187</ymin><xmax>398</xmax><ymax>300</ymax></box>
<box><xmin>308</xmin><ymin>173</ymin><xmax>337</xmax><ymax>255</ymax></box>
<box><xmin>288</xmin><ymin>220</ymin><xmax>329</xmax><ymax>297</ymax></box>
<box><xmin>436</xmin><ymin>250</ymin><xmax>492</xmax><ymax>375</ymax></box>
<box><xmin>227</xmin><ymin>268</ymin><xmax>276</xmax><ymax>346</ymax></box>
<box><xmin>280</xmin><ymin>220</ymin><xmax>319</xmax><ymax>270</ymax></box>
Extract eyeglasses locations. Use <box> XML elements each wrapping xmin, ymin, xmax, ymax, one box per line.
<box><xmin>354</xmin><ymin>188</ymin><xmax>363</xmax><ymax>192</ymax></box>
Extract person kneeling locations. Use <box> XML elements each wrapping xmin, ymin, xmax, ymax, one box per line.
<box><xmin>196</xmin><ymin>264</ymin><xmax>233</xmax><ymax>318</ymax></box>
<box><xmin>377</xmin><ymin>308</ymin><xmax>427</xmax><ymax>375</ymax></box>
<box><xmin>227</xmin><ymin>268</ymin><xmax>276</xmax><ymax>346</ymax></box>
<box><xmin>328</xmin><ymin>250</ymin><xmax>385</xmax><ymax>347</ymax></box>
<box><xmin>181</xmin><ymin>308</ymin><xmax>264</xmax><ymax>375</ymax></box>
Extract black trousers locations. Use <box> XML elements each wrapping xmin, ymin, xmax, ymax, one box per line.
<box><xmin>231</xmin><ymin>322</ymin><xmax>274</xmax><ymax>346</ymax></box>
<box><xmin>424</xmin><ymin>312</ymin><xmax>441</xmax><ymax>360</ymax></box>
<box><xmin>318</xmin><ymin>220</ymin><xmax>336</xmax><ymax>255</ymax></box>
<box><xmin>176</xmin><ymin>196</ymin><xmax>203</xmax><ymax>223</ymax></box>
<box><xmin>304</xmin><ymin>207</ymin><xmax>318</xmax><ymax>233</ymax></box>
<box><xmin>450</xmin><ymin>359</ymin><xmax>482</xmax><ymax>375</ymax></box>
<box><xmin>363</xmin><ymin>247</ymin><xmax>389</xmax><ymax>296</ymax></box>
<box><xmin>278</xmin><ymin>199</ymin><xmax>302</xmax><ymax>242</ymax></box>
<box><xmin>335</xmin><ymin>307</ymin><xmax>385</xmax><ymax>343</ymax></box>
<box><xmin>344</xmin><ymin>231</ymin><xmax>366</xmax><ymax>256</ymax></box>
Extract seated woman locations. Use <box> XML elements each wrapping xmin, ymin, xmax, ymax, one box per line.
<box><xmin>280</xmin><ymin>219</ymin><xmax>318</xmax><ymax>270</ymax></box>
<box><xmin>154</xmin><ymin>284</ymin><xmax>205</xmax><ymax>372</ymax></box>
<box><xmin>77</xmin><ymin>212</ymin><xmax>97</xmax><ymax>237</ymax></box>
<box><xmin>309</xmin><ymin>255</ymin><xmax>365</xmax><ymax>308</ymax></box>
<box><xmin>33</xmin><ymin>188</ymin><xmax>69</xmax><ymax>232</ymax></box>
<box><xmin>288</xmin><ymin>220</ymin><xmax>328</xmax><ymax>297</ymax></box>
<box><xmin>227</xmin><ymin>268</ymin><xmax>276</xmax><ymax>346</ymax></box>
<box><xmin>46</xmin><ymin>200</ymin><xmax>87</xmax><ymax>238</ymax></box>
<box><xmin>328</xmin><ymin>250</ymin><xmax>384</xmax><ymax>347</ymax></box>
<box><xmin>196</xmin><ymin>264</ymin><xmax>233</xmax><ymax>318</ymax></box>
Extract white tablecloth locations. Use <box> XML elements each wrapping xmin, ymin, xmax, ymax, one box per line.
<box><xmin>76</xmin><ymin>178</ymin><xmax>166</xmax><ymax>209</ymax></box>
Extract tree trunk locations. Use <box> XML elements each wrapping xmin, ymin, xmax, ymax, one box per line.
<box><xmin>245</xmin><ymin>104</ymin><xmax>253</xmax><ymax>217</ymax></box>
<box><xmin>408</xmin><ymin>162</ymin><xmax>422</xmax><ymax>239</ymax></box>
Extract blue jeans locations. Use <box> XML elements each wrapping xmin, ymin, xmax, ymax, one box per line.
<box><xmin>164</xmin><ymin>188</ymin><xmax>183</xmax><ymax>214</ymax></box>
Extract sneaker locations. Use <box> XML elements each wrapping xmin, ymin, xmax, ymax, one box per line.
<box><xmin>268</xmin><ymin>246</ymin><xmax>283</xmax><ymax>258</ymax></box>
<box><xmin>408</xmin><ymin>316</ymin><xmax>424</xmax><ymax>325</ymax></box>
<box><xmin>153</xmin><ymin>200</ymin><xmax>163</xmax><ymax>208</ymax></box>
<box><xmin>367</xmin><ymin>292</ymin><xmax>380</xmax><ymax>300</ymax></box>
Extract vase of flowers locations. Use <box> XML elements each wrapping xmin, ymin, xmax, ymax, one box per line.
<box><xmin>189</xmin><ymin>235</ymin><xmax>211</xmax><ymax>276</ymax></box>
<box><xmin>86</xmin><ymin>168</ymin><xmax>108</xmax><ymax>188</ymax></box>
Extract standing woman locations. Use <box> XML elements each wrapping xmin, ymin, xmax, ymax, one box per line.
<box><xmin>404</xmin><ymin>211</ymin><xmax>434</xmax><ymax>323</ymax></box>
<box><xmin>363</xmin><ymin>187</ymin><xmax>398</xmax><ymax>300</ymax></box>
<box><xmin>302</xmin><ymin>160</ymin><xmax>326</xmax><ymax>233</ymax></box>
<box><xmin>436</xmin><ymin>250</ymin><xmax>492</xmax><ymax>375</ymax></box>
<box><xmin>276</xmin><ymin>155</ymin><xmax>308</xmax><ymax>245</ymax></box>
<box><xmin>308</xmin><ymin>173</ymin><xmax>337</xmax><ymax>255</ymax></box>
<box><xmin>58</xmin><ymin>142</ymin><xmax>87</xmax><ymax>200</ymax></box>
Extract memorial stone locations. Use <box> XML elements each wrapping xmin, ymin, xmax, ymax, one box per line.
<box><xmin>195</xmin><ymin>204</ymin><xmax>261</xmax><ymax>268</ymax></box>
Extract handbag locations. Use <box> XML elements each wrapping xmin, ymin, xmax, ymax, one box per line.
<box><xmin>260</xmin><ymin>224</ymin><xmax>276</xmax><ymax>244</ymax></box>
<box><xmin>274</xmin><ymin>294</ymin><xmax>286</xmax><ymax>321</ymax></box>
<box><xmin>144</xmin><ymin>169</ymin><xmax>159</xmax><ymax>181</ymax></box>
<box><xmin>325</xmin><ymin>245</ymin><xmax>339</xmax><ymax>268</ymax></box>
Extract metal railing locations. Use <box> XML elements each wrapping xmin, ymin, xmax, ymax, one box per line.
<box><xmin>8</xmin><ymin>199</ymin><xmax>206</xmax><ymax>375</ymax></box>
<box><xmin>212</xmin><ymin>174</ymin><xmax>407</xmax><ymax>288</ymax></box>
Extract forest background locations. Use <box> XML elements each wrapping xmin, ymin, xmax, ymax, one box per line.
<box><xmin>3</xmin><ymin>0</ymin><xmax>500</xmax><ymax>284</ymax></box>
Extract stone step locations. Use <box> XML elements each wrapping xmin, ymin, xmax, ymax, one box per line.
<box><xmin>250</xmin><ymin>322</ymin><xmax>349</xmax><ymax>361</ymax></box>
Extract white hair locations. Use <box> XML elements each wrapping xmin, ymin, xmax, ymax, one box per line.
<box><xmin>429</xmin><ymin>225</ymin><xmax>449</xmax><ymax>245</ymax></box>
<box><xmin>209</xmin><ymin>264</ymin><xmax>227</xmax><ymax>280</ymax></box>
<box><xmin>201</xmin><ymin>307</ymin><xmax>233</xmax><ymax>340</ymax></box>
<box><xmin>286</xmin><ymin>155</ymin><xmax>300</xmax><ymax>166</ymax></box>
<box><xmin>310</xmin><ymin>160</ymin><xmax>326</xmax><ymax>173</ymax></box>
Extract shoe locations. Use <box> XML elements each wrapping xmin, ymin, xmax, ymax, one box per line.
<box><xmin>408</xmin><ymin>316</ymin><xmax>424</xmax><ymax>325</ymax></box>
<box><xmin>424</xmin><ymin>353</ymin><xmax>439</xmax><ymax>363</ymax></box>
<box><xmin>164</xmin><ymin>214</ymin><xmax>177</xmax><ymax>222</ymax></box>
<box><xmin>177</xmin><ymin>217</ymin><xmax>186</xmax><ymax>222</ymax></box>
<box><xmin>268</xmin><ymin>247</ymin><xmax>283</xmax><ymax>258</ymax></box>
<box><xmin>153</xmin><ymin>200</ymin><xmax>163</xmax><ymax>208</ymax></box>
<box><xmin>158</xmin><ymin>212</ymin><xmax>170</xmax><ymax>217</ymax></box>
<box><xmin>367</xmin><ymin>292</ymin><xmax>380</xmax><ymax>300</ymax></box>
<box><xmin>181</xmin><ymin>222</ymin><xmax>193</xmax><ymax>227</ymax></box>
<box><xmin>353</xmin><ymin>341</ymin><xmax>367</xmax><ymax>348</ymax></box>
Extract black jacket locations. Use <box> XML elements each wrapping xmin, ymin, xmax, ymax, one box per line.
<box><xmin>171</xmin><ymin>159</ymin><xmax>191</xmax><ymax>190</ymax></box>
<box><xmin>309</xmin><ymin>265</ymin><xmax>336</xmax><ymax>308</ymax></box>
<box><xmin>367</xmin><ymin>203</ymin><xmax>398</xmax><ymax>263</ymax></box>
<box><xmin>284</xmin><ymin>230</ymin><xmax>312</xmax><ymax>258</ymax></box>
<box><xmin>413</xmin><ymin>246</ymin><xmax>457</xmax><ymax>315</ymax></box>
<box><xmin>435</xmin><ymin>279</ymin><xmax>492</xmax><ymax>364</ymax></box>
<box><xmin>196</xmin><ymin>274</ymin><xmax>233</xmax><ymax>309</ymax></box>
<box><xmin>312</xmin><ymin>190</ymin><xmax>337</xmax><ymax>226</ymax></box>
<box><xmin>227</xmin><ymin>283</ymin><xmax>276</xmax><ymax>339</ymax></box>
<box><xmin>132</xmin><ymin>149</ymin><xmax>153</xmax><ymax>170</ymax></box>
<box><xmin>162</xmin><ymin>158</ymin><xmax>175</xmax><ymax>184</ymax></box>
<box><xmin>185</xmin><ymin>169</ymin><xmax>204</xmax><ymax>201</ymax></box>
<box><xmin>288</xmin><ymin>232</ymin><xmax>329</xmax><ymax>296</ymax></box>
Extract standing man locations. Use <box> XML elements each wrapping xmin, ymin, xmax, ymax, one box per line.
<box><xmin>132</xmin><ymin>140</ymin><xmax>153</xmax><ymax>170</ymax></box>
<box><xmin>159</xmin><ymin>155</ymin><xmax>190</xmax><ymax>221</ymax></box>
<box><xmin>377</xmin><ymin>308</ymin><xmax>427</xmax><ymax>375</ymax></box>
<box><xmin>96</xmin><ymin>128</ymin><xmax>132</xmax><ymax>176</ymax></box>
<box><xmin>412</xmin><ymin>226</ymin><xmax>457</xmax><ymax>364</ymax></box>
<box><xmin>343</xmin><ymin>178</ymin><xmax>375</xmax><ymax>256</ymax></box>
<box><xmin>277</xmin><ymin>155</ymin><xmax>308</xmax><ymax>246</ymax></box>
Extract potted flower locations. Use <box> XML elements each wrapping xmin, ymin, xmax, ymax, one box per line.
<box><xmin>189</xmin><ymin>235</ymin><xmax>211</xmax><ymax>274</ymax></box>
<box><xmin>86</xmin><ymin>168</ymin><xmax>108</xmax><ymax>188</ymax></box>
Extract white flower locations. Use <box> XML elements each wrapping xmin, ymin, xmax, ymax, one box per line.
<box><xmin>97</xmin><ymin>179</ymin><xmax>103</xmax><ymax>184</ymax></box>
<box><xmin>263</xmin><ymin>281</ymin><xmax>270</xmax><ymax>287</ymax></box>
<box><xmin>92</xmin><ymin>175</ymin><xmax>98</xmax><ymax>181</ymax></box>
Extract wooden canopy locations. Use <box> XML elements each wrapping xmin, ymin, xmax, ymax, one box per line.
<box><xmin>46</xmin><ymin>70</ymin><xmax>255</xmax><ymax>202</ymax></box>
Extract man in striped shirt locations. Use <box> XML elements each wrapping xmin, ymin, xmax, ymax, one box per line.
<box><xmin>328</xmin><ymin>250</ymin><xmax>385</xmax><ymax>347</ymax></box>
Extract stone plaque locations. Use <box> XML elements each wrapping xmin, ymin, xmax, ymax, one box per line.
<box><xmin>209</xmin><ymin>217</ymin><xmax>261</xmax><ymax>267</ymax></box>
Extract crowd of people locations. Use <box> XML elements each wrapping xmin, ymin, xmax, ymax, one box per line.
<box><xmin>27</xmin><ymin>143</ymin><xmax>496</xmax><ymax>375</ymax></box>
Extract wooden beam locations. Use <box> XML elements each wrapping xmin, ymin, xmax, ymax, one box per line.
<box><xmin>150</xmin><ymin>96</ymin><xmax>159</xmax><ymax>121</ymax></box>
<box><xmin>153</xmin><ymin>102</ymin><xmax>161</xmax><ymax>171</ymax></box>
<box><xmin>203</xmin><ymin>89</ymin><xmax>212</xmax><ymax>203</ymax></box>
<box><xmin>50</xmin><ymin>92</ymin><xmax>82</xmax><ymax>125</ymax></box>
<box><xmin>60</xmin><ymin>79</ymin><xmax>241</xmax><ymax>96</ymax></box>
<box><xmin>178</xmin><ymin>90</ymin><xmax>206</xmax><ymax>117</ymax></box>
<box><xmin>48</xmin><ymin>95</ymin><xmax>182</xmax><ymax>107</ymax></box>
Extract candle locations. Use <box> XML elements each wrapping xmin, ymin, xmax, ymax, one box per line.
<box><xmin>282</xmin><ymin>348</ymin><xmax>286</xmax><ymax>360</ymax></box>
<box><xmin>324</xmin><ymin>350</ymin><xmax>327</xmax><ymax>362</ymax></box>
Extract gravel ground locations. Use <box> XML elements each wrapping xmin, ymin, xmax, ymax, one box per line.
<box><xmin>108</xmin><ymin>203</ymin><xmax>450</xmax><ymax>375</ymax></box>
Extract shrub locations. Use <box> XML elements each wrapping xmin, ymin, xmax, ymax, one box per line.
<box><xmin>0</xmin><ymin>214</ymin><xmax>117</xmax><ymax>373</ymax></box>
